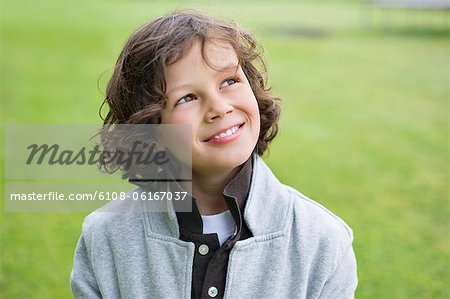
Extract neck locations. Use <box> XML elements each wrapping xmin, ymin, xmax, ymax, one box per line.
<box><xmin>192</xmin><ymin>166</ymin><xmax>241</xmax><ymax>215</ymax></box>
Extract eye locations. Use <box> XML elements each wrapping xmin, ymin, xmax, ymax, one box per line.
<box><xmin>175</xmin><ymin>94</ymin><xmax>197</xmax><ymax>106</ymax></box>
<box><xmin>220</xmin><ymin>78</ymin><xmax>238</xmax><ymax>89</ymax></box>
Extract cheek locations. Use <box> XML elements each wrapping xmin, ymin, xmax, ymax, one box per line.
<box><xmin>244</xmin><ymin>92</ymin><xmax>261</xmax><ymax>127</ymax></box>
<box><xmin>241</xmin><ymin>85</ymin><xmax>260</xmax><ymax>115</ymax></box>
<box><xmin>249</xmin><ymin>100</ymin><xmax>261</xmax><ymax>139</ymax></box>
<box><xmin>164</xmin><ymin>113</ymin><xmax>200</xmax><ymax>145</ymax></box>
<box><xmin>174</xmin><ymin>115</ymin><xmax>197</xmax><ymax>134</ymax></box>
<box><xmin>159</xmin><ymin>113</ymin><xmax>196</xmax><ymax>165</ymax></box>
<box><xmin>252</xmin><ymin>100</ymin><xmax>261</xmax><ymax>122</ymax></box>
<box><xmin>162</xmin><ymin>110</ymin><xmax>195</xmax><ymax>125</ymax></box>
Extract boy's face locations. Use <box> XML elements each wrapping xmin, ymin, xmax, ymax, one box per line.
<box><xmin>161</xmin><ymin>40</ymin><xmax>260</xmax><ymax>175</ymax></box>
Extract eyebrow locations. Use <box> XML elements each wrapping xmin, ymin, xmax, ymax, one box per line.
<box><xmin>166</xmin><ymin>83</ymin><xmax>194</xmax><ymax>98</ymax></box>
<box><xmin>166</xmin><ymin>63</ymin><xmax>240</xmax><ymax>97</ymax></box>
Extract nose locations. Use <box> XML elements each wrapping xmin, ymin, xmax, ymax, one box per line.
<box><xmin>204</xmin><ymin>94</ymin><xmax>234</xmax><ymax>122</ymax></box>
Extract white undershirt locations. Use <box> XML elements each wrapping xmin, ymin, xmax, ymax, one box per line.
<box><xmin>201</xmin><ymin>210</ymin><xmax>236</xmax><ymax>246</ymax></box>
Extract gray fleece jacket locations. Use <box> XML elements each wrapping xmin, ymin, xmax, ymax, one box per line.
<box><xmin>70</xmin><ymin>155</ymin><xmax>358</xmax><ymax>298</ymax></box>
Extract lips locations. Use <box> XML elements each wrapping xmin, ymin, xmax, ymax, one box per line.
<box><xmin>203</xmin><ymin>123</ymin><xmax>245</xmax><ymax>142</ymax></box>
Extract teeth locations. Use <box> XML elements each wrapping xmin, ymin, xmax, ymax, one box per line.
<box><xmin>213</xmin><ymin>126</ymin><xmax>239</xmax><ymax>139</ymax></box>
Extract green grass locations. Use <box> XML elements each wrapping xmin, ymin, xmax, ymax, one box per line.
<box><xmin>1</xmin><ymin>0</ymin><xmax>449</xmax><ymax>298</ymax></box>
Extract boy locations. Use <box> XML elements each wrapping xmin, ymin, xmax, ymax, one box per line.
<box><xmin>70</xmin><ymin>10</ymin><xmax>357</xmax><ymax>298</ymax></box>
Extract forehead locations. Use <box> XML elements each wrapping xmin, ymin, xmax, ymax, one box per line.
<box><xmin>200</xmin><ymin>40</ymin><xmax>239</xmax><ymax>69</ymax></box>
<box><xmin>164</xmin><ymin>40</ymin><xmax>239</xmax><ymax>85</ymax></box>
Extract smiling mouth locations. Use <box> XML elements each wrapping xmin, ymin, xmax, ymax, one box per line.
<box><xmin>204</xmin><ymin>123</ymin><xmax>245</xmax><ymax>142</ymax></box>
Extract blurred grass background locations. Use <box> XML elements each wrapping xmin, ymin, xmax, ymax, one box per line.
<box><xmin>1</xmin><ymin>0</ymin><xmax>448</xmax><ymax>298</ymax></box>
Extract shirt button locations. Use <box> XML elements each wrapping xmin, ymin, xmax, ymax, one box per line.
<box><xmin>198</xmin><ymin>244</ymin><xmax>209</xmax><ymax>255</ymax></box>
<box><xmin>208</xmin><ymin>286</ymin><xmax>218</xmax><ymax>297</ymax></box>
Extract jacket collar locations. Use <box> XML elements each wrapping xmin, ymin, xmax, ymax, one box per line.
<box><xmin>243</xmin><ymin>154</ymin><xmax>291</xmax><ymax>236</ymax></box>
<box><xmin>143</xmin><ymin>154</ymin><xmax>290</xmax><ymax>238</ymax></box>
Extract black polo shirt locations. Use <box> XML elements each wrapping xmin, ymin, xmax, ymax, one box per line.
<box><xmin>175</xmin><ymin>158</ymin><xmax>253</xmax><ymax>298</ymax></box>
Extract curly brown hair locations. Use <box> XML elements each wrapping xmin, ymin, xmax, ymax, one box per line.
<box><xmin>101</xmin><ymin>9</ymin><xmax>280</xmax><ymax>156</ymax></box>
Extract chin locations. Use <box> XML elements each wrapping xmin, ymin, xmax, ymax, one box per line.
<box><xmin>194</xmin><ymin>149</ymin><xmax>253</xmax><ymax>174</ymax></box>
